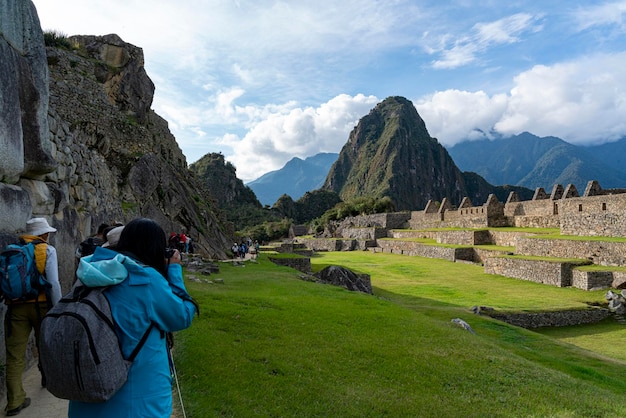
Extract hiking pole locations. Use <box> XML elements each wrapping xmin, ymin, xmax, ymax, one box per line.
<box><xmin>169</xmin><ymin>347</ymin><xmax>187</xmax><ymax>418</ymax></box>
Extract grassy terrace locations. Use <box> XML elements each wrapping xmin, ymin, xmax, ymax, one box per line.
<box><xmin>491</xmin><ymin>254</ymin><xmax>592</xmax><ymax>264</ymax></box>
<box><xmin>576</xmin><ymin>264</ymin><xmax>626</xmax><ymax>272</ymax></box>
<box><xmin>379</xmin><ymin>237</ymin><xmax>514</xmax><ymax>252</ymax></box>
<box><xmin>176</xmin><ymin>251</ymin><xmax>626</xmax><ymax>417</ymax></box>
<box><xmin>526</xmin><ymin>233</ymin><xmax>626</xmax><ymax>242</ymax></box>
<box><xmin>391</xmin><ymin>226</ymin><xmax>561</xmax><ymax>234</ymax></box>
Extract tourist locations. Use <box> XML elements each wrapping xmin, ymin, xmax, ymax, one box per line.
<box><xmin>4</xmin><ymin>218</ymin><xmax>62</xmax><ymax>416</ymax></box>
<box><xmin>68</xmin><ymin>218</ymin><xmax>197</xmax><ymax>417</ymax></box>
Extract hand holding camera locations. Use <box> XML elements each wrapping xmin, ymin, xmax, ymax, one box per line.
<box><xmin>165</xmin><ymin>247</ymin><xmax>181</xmax><ymax>264</ymax></box>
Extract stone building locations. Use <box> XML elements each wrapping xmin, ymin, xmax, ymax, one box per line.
<box><xmin>407</xmin><ymin>180</ymin><xmax>626</xmax><ymax>237</ymax></box>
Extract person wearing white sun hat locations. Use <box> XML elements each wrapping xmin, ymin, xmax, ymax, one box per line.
<box><xmin>4</xmin><ymin>218</ymin><xmax>62</xmax><ymax>416</ymax></box>
<box><xmin>102</xmin><ymin>225</ymin><xmax>124</xmax><ymax>249</ymax></box>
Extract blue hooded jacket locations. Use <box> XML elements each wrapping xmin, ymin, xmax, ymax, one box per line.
<box><xmin>68</xmin><ymin>247</ymin><xmax>196</xmax><ymax>418</ymax></box>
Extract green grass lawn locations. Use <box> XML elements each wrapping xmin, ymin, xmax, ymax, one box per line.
<box><xmin>175</xmin><ymin>252</ymin><xmax>626</xmax><ymax>417</ymax></box>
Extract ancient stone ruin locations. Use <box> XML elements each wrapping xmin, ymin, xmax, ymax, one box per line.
<box><xmin>297</xmin><ymin>181</ymin><xmax>626</xmax><ymax>292</ymax></box>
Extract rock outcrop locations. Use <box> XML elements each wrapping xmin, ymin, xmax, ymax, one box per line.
<box><xmin>0</xmin><ymin>0</ymin><xmax>56</xmax><ymax>184</ymax></box>
<box><xmin>314</xmin><ymin>265</ymin><xmax>373</xmax><ymax>294</ymax></box>
<box><xmin>44</xmin><ymin>33</ymin><xmax>233</xmax><ymax>269</ymax></box>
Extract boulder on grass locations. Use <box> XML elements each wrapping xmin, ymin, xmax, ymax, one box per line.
<box><xmin>314</xmin><ymin>265</ymin><xmax>372</xmax><ymax>294</ymax></box>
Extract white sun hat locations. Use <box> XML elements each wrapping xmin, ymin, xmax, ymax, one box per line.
<box><xmin>25</xmin><ymin>217</ymin><xmax>57</xmax><ymax>236</ymax></box>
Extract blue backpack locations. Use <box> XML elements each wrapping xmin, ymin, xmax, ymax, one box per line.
<box><xmin>0</xmin><ymin>240</ymin><xmax>50</xmax><ymax>302</ymax></box>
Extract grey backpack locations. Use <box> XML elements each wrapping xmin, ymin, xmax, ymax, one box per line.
<box><xmin>39</xmin><ymin>285</ymin><xmax>153</xmax><ymax>402</ymax></box>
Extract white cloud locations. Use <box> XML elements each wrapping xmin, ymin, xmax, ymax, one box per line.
<box><xmin>496</xmin><ymin>52</ymin><xmax>626</xmax><ymax>144</ymax></box>
<box><xmin>224</xmin><ymin>94</ymin><xmax>378</xmax><ymax>181</ymax></box>
<box><xmin>431</xmin><ymin>13</ymin><xmax>542</xmax><ymax>69</ymax></box>
<box><xmin>573</xmin><ymin>1</ymin><xmax>626</xmax><ymax>30</ymax></box>
<box><xmin>415</xmin><ymin>90</ymin><xmax>509</xmax><ymax>145</ymax></box>
<box><xmin>417</xmin><ymin>52</ymin><xmax>626</xmax><ymax>146</ymax></box>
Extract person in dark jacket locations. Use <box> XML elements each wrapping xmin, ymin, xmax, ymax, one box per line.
<box><xmin>69</xmin><ymin>218</ymin><xmax>197</xmax><ymax>417</ymax></box>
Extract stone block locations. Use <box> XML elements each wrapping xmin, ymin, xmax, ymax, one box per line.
<box><xmin>18</xmin><ymin>178</ymin><xmax>55</xmax><ymax>215</ymax></box>
<box><xmin>0</xmin><ymin>183</ymin><xmax>31</xmax><ymax>232</ymax></box>
<box><xmin>572</xmin><ymin>270</ymin><xmax>613</xmax><ymax>290</ymax></box>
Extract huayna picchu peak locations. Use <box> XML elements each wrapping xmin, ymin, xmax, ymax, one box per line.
<box><xmin>322</xmin><ymin>96</ymin><xmax>532</xmax><ymax>210</ymax></box>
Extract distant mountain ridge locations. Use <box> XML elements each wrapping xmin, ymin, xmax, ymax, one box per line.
<box><xmin>243</xmin><ymin>115</ymin><xmax>626</xmax><ymax>212</ymax></box>
<box><xmin>247</xmin><ymin>153</ymin><xmax>338</xmax><ymax>206</ymax></box>
<box><xmin>447</xmin><ymin>132</ymin><xmax>626</xmax><ymax>191</ymax></box>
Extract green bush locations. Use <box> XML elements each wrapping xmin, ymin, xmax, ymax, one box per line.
<box><xmin>238</xmin><ymin>218</ymin><xmax>291</xmax><ymax>243</ymax></box>
<box><xmin>43</xmin><ymin>30</ymin><xmax>72</xmax><ymax>49</ymax></box>
<box><xmin>310</xmin><ymin>195</ymin><xmax>395</xmax><ymax>231</ymax></box>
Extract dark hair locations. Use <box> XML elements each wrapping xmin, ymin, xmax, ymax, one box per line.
<box><xmin>115</xmin><ymin>218</ymin><xmax>167</xmax><ymax>277</ymax></box>
<box><xmin>97</xmin><ymin>223</ymin><xmax>110</xmax><ymax>235</ymax></box>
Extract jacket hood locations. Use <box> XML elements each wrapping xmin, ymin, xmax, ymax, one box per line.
<box><xmin>77</xmin><ymin>251</ymin><xmax>141</xmax><ymax>287</ymax></box>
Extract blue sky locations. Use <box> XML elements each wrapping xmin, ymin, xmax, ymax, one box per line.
<box><xmin>32</xmin><ymin>0</ymin><xmax>626</xmax><ymax>181</ymax></box>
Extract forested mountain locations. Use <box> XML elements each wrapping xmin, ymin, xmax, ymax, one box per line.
<box><xmin>247</xmin><ymin>153</ymin><xmax>338</xmax><ymax>206</ymax></box>
<box><xmin>448</xmin><ymin>132</ymin><xmax>626</xmax><ymax>190</ymax></box>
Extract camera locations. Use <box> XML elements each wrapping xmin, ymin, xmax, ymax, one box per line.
<box><xmin>165</xmin><ymin>248</ymin><xmax>176</xmax><ymax>258</ymax></box>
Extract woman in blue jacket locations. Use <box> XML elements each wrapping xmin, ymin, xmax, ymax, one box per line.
<box><xmin>69</xmin><ymin>218</ymin><xmax>198</xmax><ymax>418</ymax></box>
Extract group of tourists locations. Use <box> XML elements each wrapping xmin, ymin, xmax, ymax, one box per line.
<box><xmin>168</xmin><ymin>232</ymin><xmax>194</xmax><ymax>254</ymax></box>
<box><xmin>1</xmin><ymin>217</ymin><xmax>198</xmax><ymax>417</ymax></box>
<box><xmin>231</xmin><ymin>238</ymin><xmax>260</xmax><ymax>260</ymax></box>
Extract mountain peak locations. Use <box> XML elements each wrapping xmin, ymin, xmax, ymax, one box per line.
<box><xmin>247</xmin><ymin>152</ymin><xmax>338</xmax><ymax>206</ymax></box>
<box><xmin>322</xmin><ymin>97</ymin><xmax>464</xmax><ymax>210</ymax></box>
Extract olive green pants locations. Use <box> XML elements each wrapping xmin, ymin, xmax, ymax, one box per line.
<box><xmin>4</xmin><ymin>303</ymin><xmax>48</xmax><ymax>411</ymax></box>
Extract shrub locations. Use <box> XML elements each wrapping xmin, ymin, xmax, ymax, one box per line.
<box><xmin>44</xmin><ymin>30</ymin><xmax>72</xmax><ymax>49</ymax></box>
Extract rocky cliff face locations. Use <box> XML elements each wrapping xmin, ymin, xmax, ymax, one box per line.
<box><xmin>45</xmin><ymin>33</ymin><xmax>232</xmax><ymax>264</ymax></box>
<box><xmin>0</xmin><ymin>1</ymin><xmax>232</xmax><ymax>296</ymax></box>
<box><xmin>323</xmin><ymin>96</ymin><xmax>531</xmax><ymax>210</ymax></box>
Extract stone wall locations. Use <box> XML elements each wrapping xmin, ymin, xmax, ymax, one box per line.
<box><xmin>572</xmin><ymin>270</ymin><xmax>613</xmax><ymax>290</ymax></box>
<box><xmin>484</xmin><ymin>256</ymin><xmax>590</xmax><ymax>287</ymax></box>
<box><xmin>337</xmin><ymin>212</ymin><xmax>411</xmax><ymax>229</ymax></box>
<box><xmin>389</xmin><ymin>229</ymin><xmax>525</xmax><ymax>248</ymax></box>
<box><xmin>572</xmin><ymin>269</ymin><xmax>626</xmax><ymax>290</ymax></box>
<box><xmin>515</xmin><ymin>237</ymin><xmax>626</xmax><ymax>266</ymax></box>
<box><xmin>342</xmin><ymin>227</ymin><xmax>388</xmax><ymax>240</ymax></box>
<box><xmin>504</xmin><ymin>199</ymin><xmax>556</xmax><ymax>217</ymax></box>
<box><xmin>487</xmin><ymin>309</ymin><xmax>610</xmax><ymax>329</ymax></box>
<box><xmin>299</xmin><ymin>238</ymin><xmax>342</xmax><ymax>251</ymax></box>
<box><xmin>487</xmin><ymin>231</ymin><xmax>531</xmax><ymax>247</ymax></box>
<box><xmin>0</xmin><ymin>0</ymin><xmax>58</xmax><ymax>397</ymax></box>
<box><xmin>405</xmin><ymin>181</ymin><xmax>626</xmax><ymax>236</ymax></box>
<box><xmin>389</xmin><ymin>230</ymin><xmax>434</xmax><ymax>239</ymax></box>
<box><xmin>298</xmin><ymin>237</ymin><xmax>375</xmax><ymax>252</ymax></box>
<box><xmin>509</xmin><ymin>215</ymin><xmax>560</xmax><ymax>228</ymax></box>
<box><xmin>431</xmin><ymin>208</ymin><xmax>490</xmax><ymax>229</ymax></box>
<box><xmin>268</xmin><ymin>256</ymin><xmax>311</xmax><ymax>273</ymax></box>
<box><xmin>376</xmin><ymin>240</ymin><xmax>458</xmax><ymax>261</ymax></box>
<box><xmin>407</xmin><ymin>211</ymin><xmax>442</xmax><ymax>229</ymax></box>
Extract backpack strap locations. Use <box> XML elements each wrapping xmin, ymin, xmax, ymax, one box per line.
<box><xmin>78</xmin><ymin>286</ymin><xmax>156</xmax><ymax>362</ymax></box>
<box><xmin>128</xmin><ymin>323</ymin><xmax>155</xmax><ymax>362</ymax></box>
<box><xmin>33</xmin><ymin>240</ymin><xmax>48</xmax><ymax>276</ymax></box>
<box><xmin>19</xmin><ymin>237</ymin><xmax>47</xmax><ymax>276</ymax></box>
